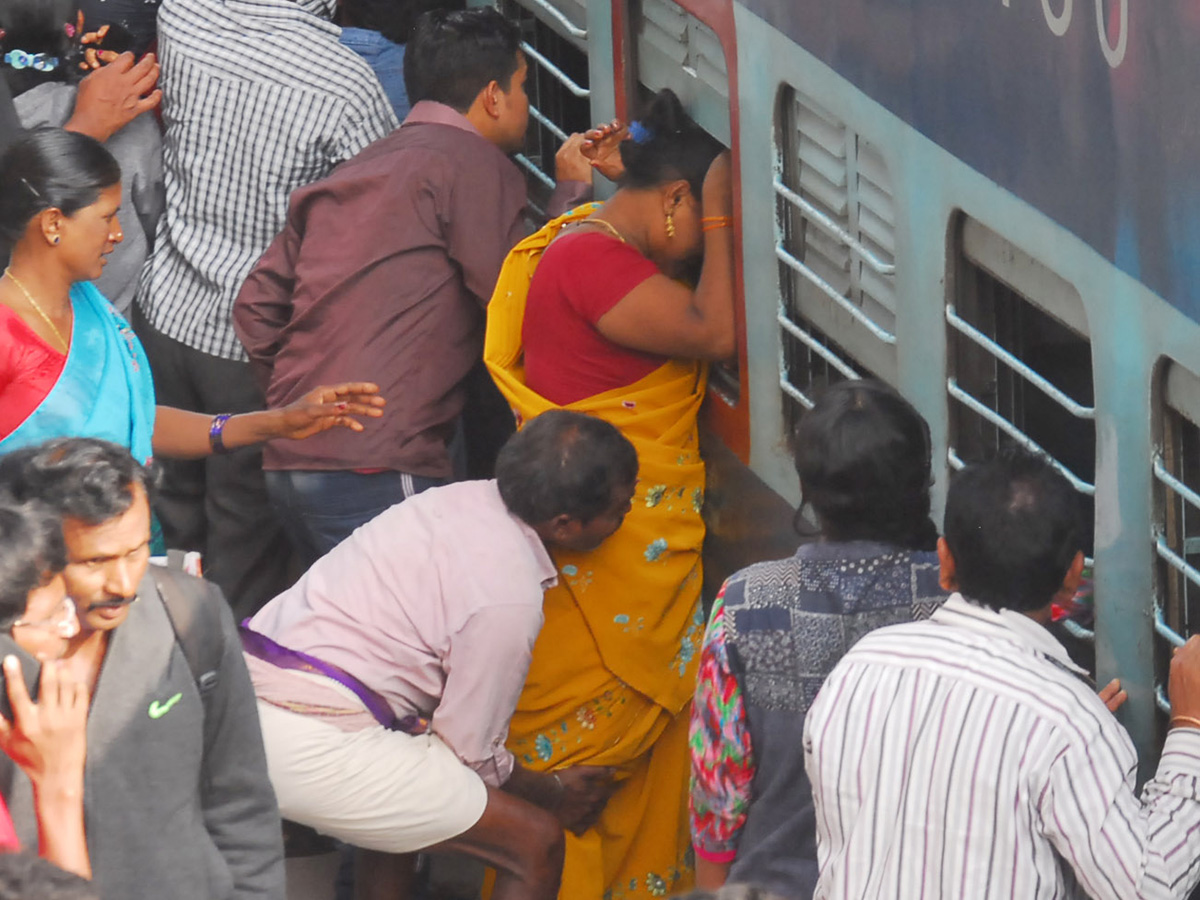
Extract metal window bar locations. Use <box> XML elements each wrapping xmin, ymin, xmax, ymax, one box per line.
<box><xmin>773</xmin><ymin>180</ymin><xmax>897</xmax><ymax>346</ymax></box>
<box><xmin>1151</xmin><ymin>455</ymin><xmax>1200</xmax><ymax>599</ymax></box>
<box><xmin>1150</xmin><ymin>452</ymin><xmax>1200</xmax><ymax>712</ymax></box>
<box><xmin>528</xmin><ymin>104</ymin><xmax>569</xmax><ymax>143</ymax></box>
<box><xmin>1155</xmin><ymin>604</ymin><xmax>1188</xmax><ymax>713</ymax></box>
<box><xmin>946</xmin><ymin>305</ymin><xmax>1096</xmax><ymax>420</ymax></box>
<box><xmin>777</xmin><ymin>310</ymin><xmax>862</xmax><ymax>410</ymax></box>
<box><xmin>523</xmin><ymin>0</ymin><xmax>587</xmax><ymax>39</ymax></box>
<box><xmin>945</xmin><ymin>379</ymin><xmax>1096</xmax><ymax>495</ymax></box>
<box><xmin>513</xmin><ymin>153</ymin><xmax>557</xmax><ymax>191</ymax></box>
<box><xmin>520</xmin><ymin>41</ymin><xmax>590</xmax><ymax>98</ymax></box>
<box><xmin>774</xmin><ymin>178</ymin><xmax>896</xmax><ymax>277</ymax></box>
<box><xmin>775</xmin><ymin>244</ymin><xmax>897</xmax><ymax>345</ymax></box>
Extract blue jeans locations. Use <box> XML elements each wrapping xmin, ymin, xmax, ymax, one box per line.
<box><xmin>265</xmin><ymin>469</ymin><xmax>445</xmax><ymax>567</ymax></box>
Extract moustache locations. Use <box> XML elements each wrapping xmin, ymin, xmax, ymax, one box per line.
<box><xmin>87</xmin><ymin>595</ymin><xmax>138</xmax><ymax>611</ymax></box>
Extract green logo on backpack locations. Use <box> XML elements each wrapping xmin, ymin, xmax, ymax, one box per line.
<box><xmin>148</xmin><ymin>692</ymin><xmax>183</xmax><ymax>719</ymax></box>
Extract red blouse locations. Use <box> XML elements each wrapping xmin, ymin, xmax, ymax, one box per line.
<box><xmin>522</xmin><ymin>231</ymin><xmax>666</xmax><ymax>406</ymax></box>
<box><xmin>0</xmin><ymin>305</ymin><xmax>67</xmax><ymax>439</ymax></box>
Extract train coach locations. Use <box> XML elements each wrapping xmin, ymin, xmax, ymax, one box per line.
<box><xmin>468</xmin><ymin>0</ymin><xmax>1198</xmax><ymax>775</ymax></box>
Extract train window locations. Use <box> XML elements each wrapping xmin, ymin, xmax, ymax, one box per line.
<box><xmin>946</xmin><ymin>214</ymin><xmax>1096</xmax><ymax>541</ymax></box>
<box><xmin>635</xmin><ymin>0</ymin><xmax>730</xmax><ymax>145</ymax></box>
<box><xmin>775</xmin><ymin>87</ymin><xmax>897</xmax><ymax>423</ymax></box>
<box><xmin>498</xmin><ymin>0</ymin><xmax>593</xmax><ymax>216</ymax></box>
<box><xmin>1151</xmin><ymin>360</ymin><xmax>1200</xmax><ymax>712</ymax></box>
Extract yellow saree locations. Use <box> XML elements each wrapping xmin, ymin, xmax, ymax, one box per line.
<box><xmin>484</xmin><ymin>206</ymin><xmax>705</xmax><ymax>899</ymax></box>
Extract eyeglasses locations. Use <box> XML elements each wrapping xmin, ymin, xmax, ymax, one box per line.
<box><xmin>12</xmin><ymin>595</ymin><xmax>80</xmax><ymax>639</ymax></box>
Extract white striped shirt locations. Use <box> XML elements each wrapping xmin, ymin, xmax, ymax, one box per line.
<box><xmin>804</xmin><ymin>593</ymin><xmax>1200</xmax><ymax>899</ymax></box>
<box><xmin>137</xmin><ymin>0</ymin><xmax>397</xmax><ymax>360</ymax></box>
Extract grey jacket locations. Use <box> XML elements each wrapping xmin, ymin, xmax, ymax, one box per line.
<box><xmin>14</xmin><ymin>82</ymin><xmax>164</xmax><ymax>316</ymax></box>
<box><xmin>0</xmin><ymin>572</ymin><xmax>285</xmax><ymax>900</ymax></box>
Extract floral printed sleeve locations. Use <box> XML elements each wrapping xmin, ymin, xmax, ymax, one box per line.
<box><xmin>688</xmin><ymin>585</ymin><xmax>755</xmax><ymax>863</ymax></box>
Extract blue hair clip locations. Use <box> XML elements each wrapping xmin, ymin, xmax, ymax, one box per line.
<box><xmin>628</xmin><ymin>121</ymin><xmax>655</xmax><ymax>144</ymax></box>
<box><xmin>3</xmin><ymin>50</ymin><xmax>60</xmax><ymax>72</ymax></box>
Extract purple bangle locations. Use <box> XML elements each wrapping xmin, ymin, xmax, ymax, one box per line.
<box><xmin>209</xmin><ymin>413</ymin><xmax>233</xmax><ymax>454</ymax></box>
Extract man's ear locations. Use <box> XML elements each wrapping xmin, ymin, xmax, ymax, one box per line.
<box><xmin>546</xmin><ymin>512</ymin><xmax>578</xmax><ymax>544</ymax></box>
<box><xmin>481</xmin><ymin>79</ymin><xmax>503</xmax><ymax>120</ymax></box>
<box><xmin>937</xmin><ymin>537</ymin><xmax>958</xmax><ymax>592</ymax></box>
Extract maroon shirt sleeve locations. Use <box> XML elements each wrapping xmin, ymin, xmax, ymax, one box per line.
<box><xmin>233</xmin><ymin>207</ymin><xmax>304</xmax><ymax>391</ymax></box>
<box><xmin>545</xmin><ymin>179</ymin><xmax>593</xmax><ymax>219</ymax></box>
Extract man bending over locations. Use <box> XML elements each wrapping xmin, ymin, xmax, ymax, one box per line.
<box><xmin>242</xmin><ymin>410</ymin><xmax>637</xmax><ymax>899</ymax></box>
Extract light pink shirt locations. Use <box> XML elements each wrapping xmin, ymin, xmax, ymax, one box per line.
<box><xmin>246</xmin><ymin>479</ymin><xmax>557</xmax><ymax>786</ymax></box>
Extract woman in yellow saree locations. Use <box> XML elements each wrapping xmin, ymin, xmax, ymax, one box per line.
<box><xmin>484</xmin><ymin>90</ymin><xmax>735</xmax><ymax>900</ymax></box>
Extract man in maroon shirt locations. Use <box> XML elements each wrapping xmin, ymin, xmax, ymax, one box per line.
<box><xmin>233</xmin><ymin>7</ymin><xmax>595</xmax><ymax>566</ymax></box>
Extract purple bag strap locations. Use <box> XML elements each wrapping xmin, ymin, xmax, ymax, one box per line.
<box><xmin>239</xmin><ymin>623</ymin><xmax>429</xmax><ymax>735</ymax></box>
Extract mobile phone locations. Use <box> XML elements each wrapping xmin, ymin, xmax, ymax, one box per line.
<box><xmin>0</xmin><ymin>636</ymin><xmax>41</xmax><ymax>723</ymax></box>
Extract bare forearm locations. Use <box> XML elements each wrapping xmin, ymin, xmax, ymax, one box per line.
<box><xmin>63</xmin><ymin>109</ymin><xmax>115</xmax><ymax>142</ymax></box>
<box><xmin>33</xmin><ymin>779</ymin><xmax>90</xmax><ymax>879</ymax></box>
<box><xmin>694</xmin><ymin>855</ymin><xmax>730</xmax><ymax>890</ymax></box>
<box><xmin>151</xmin><ymin>406</ymin><xmax>283</xmax><ymax>459</ymax></box>
<box><xmin>690</xmin><ymin>226</ymin><xmax>737</xmax><ymax>360</ymax></box>
<box><xmin>502</xmin><ymin>762</ymin><xmax>559</xmax><ymax>812</ymax></box>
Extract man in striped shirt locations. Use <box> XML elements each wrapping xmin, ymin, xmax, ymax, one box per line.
<box><xmin>805</xmin><ymin>449</ymin><xmax>1200</xmax><ymax>899</ymax></box>
<box><xmin>133</xmin><ymin>0</ymin><xmax>398</xmax><ymax>616</ymax></box>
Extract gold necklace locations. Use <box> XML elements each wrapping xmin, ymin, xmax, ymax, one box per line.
<box><xmin>3</xmin><ymin>267</ymin><xmax>69</xmax><ymax>352</ymax></box>
<box><xmin>579</xmin><ymin>217</ymin><xmax>627</xmax><ymax>244</ymax></box>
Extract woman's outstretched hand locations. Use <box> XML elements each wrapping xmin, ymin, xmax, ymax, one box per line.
<box><xmin>275</xmin><ymin>383</ymin><xmax>386</xmax><ymax>441</ymax></box>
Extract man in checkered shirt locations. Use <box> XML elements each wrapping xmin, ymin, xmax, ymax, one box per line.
<box><xmin>134</xmin><ymin>0</ymin><xmax>398</xmax><ymax>616</ymax></box>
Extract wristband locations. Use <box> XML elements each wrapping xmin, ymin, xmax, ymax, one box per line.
<box><xmin>703</xmin><ymin>222</ymin><xmax>732</xmax><ymax>232</ymax></box>
<box><xmin>701</xmin><ymin>215</ymin><xmax>733</xmax><ymax>225</ymax></box>
<box><xmin>209</xmin><ymin>413</ymin><xmax>233</xmax><ymax>455</ymax></box>
<box><xmin>1171</xmin><ymin>715</ymin><xmax>1200</xmax><ymax>730</ymax></box>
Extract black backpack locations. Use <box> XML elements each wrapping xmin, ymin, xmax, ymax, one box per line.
<box><xmin>151</xmin><ymin>562</ymin><xmax>225</xmax><ymax>709</ymax></box>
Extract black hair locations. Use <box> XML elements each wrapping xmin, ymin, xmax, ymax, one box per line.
<box><xmin>619</xmin><ymin>89</ymin><xmax>723</xmax><ymax>200</ymax></box>
<box><xmin>0</xmin><ymin>437</ymin><xmax>156</xmax><ymax>525</ymax></box>
<box><xmin>0</xmin><ymin>128</ymin><xmax>121</xmax><ymax>257</ymax></box>
<box><xmin>340</xmin><ymin>0</ymin><xmax>464</xmax><ymax>46</ymax></box>
<box><xmin>943</xmin><ymin>448</ymin><xmax>1084</xmax><ymax>612</ymax></box>
<box><xmin>0</xmin><ymin>852</ymin><xmax>99</xmax><ymax>900</ymax></box>
<box><xmin>0</xmin><ymin>502</ymin><xmax>67</xmax><ymax>630</ymax></box>
<box><xmin>496</xmin><ymin>410</ymin><xmax>638</xmax><ymax>525</ymax></box>
<box><xmin>0</xmin><ymin>0</ymin><xmax>80</xmax><ymax>97</ymax></box>
<box><xmin>793</xmin><ymin>379</ymin><xmax>937</xmax><ymax>551</ymax></box>
<box><xmin>403</xmin><ymin>7</ymin><xmax>521</xmax><ymax>113</ymax></box>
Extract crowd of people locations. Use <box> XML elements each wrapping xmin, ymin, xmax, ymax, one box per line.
<box><xmin>2</xmin><ymin>2</ymin><xmax>1200</xmax><ymax>900</ymax></box>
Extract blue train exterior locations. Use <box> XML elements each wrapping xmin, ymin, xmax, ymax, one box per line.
<box><xmin>474</xmin><ymin>0</ymin><xmax>1200</xmax><ymax>771</ymax></box>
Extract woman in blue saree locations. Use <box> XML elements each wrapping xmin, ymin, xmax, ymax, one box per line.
<box><xmin>0</xmin><ymin>128</ymin><xmax>384</xmax><ymax>467</ymax></box>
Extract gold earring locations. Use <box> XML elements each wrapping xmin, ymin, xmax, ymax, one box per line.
<box><xmin>665</xmin><ymin>211</ymin><xmax>676</xmax><ymax>239</ymax></box>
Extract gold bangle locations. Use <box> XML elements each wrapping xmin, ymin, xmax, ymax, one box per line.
<box><xmin>701</xmin><ymin>216</ymin><xmax>733</xmax><ymax>225</ymax></box>
<box><xmin>702</xmin><ymin>222</ymin><xmax>732</xmax><ymax>233</ymax></box>
<box><xmin>1170</xmin><ymin>715</ymin><xmax>1200</xmax><ymax>730</ymax></box>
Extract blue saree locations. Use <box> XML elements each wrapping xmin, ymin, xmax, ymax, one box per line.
<box><xmin>0</xmin><ymin>281</ymin><xmax>155</xmax><ymax>463</ymax></box>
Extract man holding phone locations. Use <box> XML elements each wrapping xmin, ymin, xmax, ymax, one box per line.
<box><xmin>0</xmin><ymin>439</ymin><xmax>284</xmax><ymax>900</ymax></box>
